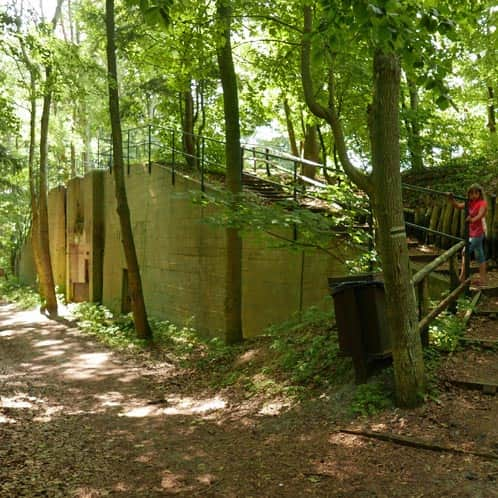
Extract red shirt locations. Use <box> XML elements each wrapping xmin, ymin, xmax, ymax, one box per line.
<box><xmin>468</xmin><ymin>199</ymin><xmax>487</xmax><ymax>237</ymax></box>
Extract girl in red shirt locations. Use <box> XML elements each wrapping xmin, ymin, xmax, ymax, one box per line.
<box><xmin>448</xmin><ymin>184</ymin><xmax>488</xmax><ymax>286</ymax></box>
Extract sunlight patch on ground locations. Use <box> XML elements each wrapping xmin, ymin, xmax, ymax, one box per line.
<box><xmin>33</xmin><ymin>404</ymin><xmax>65</xmax><ymax>422</ymax></box>
<box><xmin>120</xmin><ymin>405</ymin><xmax>161</xmax><ymax>418</ymax></box>
<box><xmin>160</xmin><ymin>470</ymin><xmax>188</xmax><ymax>491</ymax></box>
<box><xmin>233</xmin><ymin>348</ymin><xmax>260</xmax><ymax>366</ymax></box>
<box><xmin>134</xmin><ymin>451</ymin><xmax>155</xmax><ymax>464</ymax></box>
<box><xmin>258</xmin><ymin>400</ymin><xmax>290</xmax><ymax>416</ymax></box>
<box><xmin>1</xmin><ymin>394</ymin><xmax>38</xmax><ymax>409</ymax></box>
<box><xmin>95</xmin><ymin>391</ymin><xmax>125</xmax><ymax>407</ymax></box>
<box><xmin>162</xmin><ymin>396</ymin><xmax>226</xmax><ymax>415</ymax></box>
<box><xmin>0</xmin><ymin>308</ymin><xmax>49</xmax><ymax>327</ymax></box>
<box><xmin>33</xmin><ymin>339</ymin><xmax>65</xmax><ymax>348</ymax></box>
<box><xmin>120</xmin><ymin>395</ymin><xmax>227</xmax><ymax>418</ymax></box>
<box><xmin>0</xmin><ymin>392</ymin><xmax>50</xmax><ymax>423</ymax></box>
<box><xmin>371</xmin><ymin>422</ymin><xmax>389</xmax><ymax>431</ymax></box>
<box><xmin>329</xmin><ymin>431</ymin><xmax>368</xmax><ymax>448</ymax></box>
<box><xmin>61</xmin><ymin>352</ymin><xmax>126</xmax><ymax>380</ymax></box>
<box><xmin>0</xmin><ymin>412</ymin><xmax>16</xmax><ymax>424</ymax></box>
<box><xmin>73</xmin><ymin>487</ymin><xmax>102</xmax><ymax>498</ymax></box>
<box><xmin>196</xmin><ymin>473</ymin><xmax>217</xmax><ymax>485</ymax></box>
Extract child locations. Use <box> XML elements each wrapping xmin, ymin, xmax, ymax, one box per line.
<box><xmin>447</xmin><ymin>183</ymin><xmax>488</xmax><ymax>286</ymax></box>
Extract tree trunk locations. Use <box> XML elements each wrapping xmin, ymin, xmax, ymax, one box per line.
<box><xmin>216</xmin><ymin>0</ymin><xmax>243</xmax><ymax>344</ymax></box>
<box><xmin>407</xmin><ymin>80</ymin><xmax>424</xmax><ymax>171</ymax></box>
<box><xmin>369</xmin><ymin>51</ymin><xmax>425</xmax><ymax>407</ymax></box>
<box><xmin>182</xmin><ymin>87</ymin><xmax>197</xmax><ymax>169</ymax></box>
<box><xmin>487</xmin><ymin>86</ymin><xmax>496</xmax><ymax>134</ymax></box>
<box><xmin>38</xmin><ymin>68</ymin><xmax>58</xmax><ymax>316</ymax></box>
<box><xmin>302</xmin><ymin>123</ymin><xmax>319</xmax><ymax>178</ymax></box>
<box><xmin>105</xmin><ymin>0</ymin><xmax>152</xmax><ymax>340</ymax></box>
<box><xmin>300</xmin><ymin>6</ymin><xmax>425</xmax><ymax>407</ymax></box>
<box><xmin>283</xmin><ymin>98</ymin><xmax>299</xmax><ymax>157</ymax></box>
<box><xmin>32</xmin><ymin>0</ymin><xmax>65</xmax><ymax>316</ymax></box>
<box><xmin>27</xmin><ymin>73</ymin><xmax>44</xmax><ymax>301</ymax></box>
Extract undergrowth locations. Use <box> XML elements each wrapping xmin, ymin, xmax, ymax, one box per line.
<box><xmin>0</xmin><ymin>278</ymin><xmax>40</xmax><ymax>309</ymax></box>
<box><xmin>423</xmin><ymin>297</ymin><xmax>470</xmax><ymax>398</ymax></box>
<box><xmin>0</xmin><ymin>280</ymin><xmax>474</xmax><ymax>417</ymax></box>
<box><xmin>69</xmin><ymin>298</ymin><xmax>353</xmax><ymax>400</ymax></box>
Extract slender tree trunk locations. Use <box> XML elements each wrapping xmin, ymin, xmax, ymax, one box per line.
<box><xmin>27</xmin><ymin>73</ymin><xmax>44</xmax><ymax>298</ymax></box>
<box><xmin>216</xmin><ymin>0</ymin><xmax>243</xmax><ymax>344</ymax></box>
<box><xmin>302</xmin><ymin>124</ymin><xmax>319</xmax><ymax>178</ymax></box>
<box><xmin>182</xmin><ymin>86</ymin><xmax>197</xmax><ymax>168</ymax></box>
<box><xmin>105</xmin><ymin>0</ymin><xmax>152</xmax><ymax>340</ymax></box>
<box><xmin>37</xmin><ymin>65</ymin><xmax>58</xmax><ymax>315</ymax></box>
<box><xmin>369</xmin><ymin>51</ymin><xmax>425</xmax><ymax>407</ymax></box>
<box><xmin>283</xmin><ymin>98</ymin><xmax>299</xmax><ymax>157</ymax></box>
<box><xmin>487</xmin><ymin>86</ymin><xmax>496</xmax><ymax>134</ymax></box>
<box><xmin>31</xmin><ymin>0</ymin><xmax>64</xmax><ymax>316</ymax></box>
<box><xmin>406</xmin><ymin>79</ymin><xmax>424</xmax><ymax>171</ymax></box>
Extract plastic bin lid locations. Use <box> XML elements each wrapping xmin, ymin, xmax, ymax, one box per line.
<box><xmin>329</xmin><ymin>280</ymin><xmax>384</xmax><ymax>295</ymax></box>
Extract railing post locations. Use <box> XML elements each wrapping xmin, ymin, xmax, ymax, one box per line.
<box><xmin>417</xmin><ymin>276</ymin><xmax>430</xmax><ymax>347</ymax></box>
<box><xmin>252</xmin><ymin>147</ymin><xmax>256</xmax><ymax>173</ymax></box>
<box><xmin>293</xmin><ymin>160</ymin><xmax>298</xmax><ymax>202</ymax></box>
<box><xmin>148</xmin><ymin>124</ymin><xmax>152</xmax><ymax>174</ymax></box>
<box><xmin>449</xmin><ymin>254</ymin><xmax>459</xmax><ymax>313</ymax></box>
<box><xmin>464</xmin><ymin>199</ymin><xmax>470</xmax><ymax>295</ymax></box>
<box><xmin>127</xmin><ymin>129</ymin><xmax>130</xmax><ymax>175</ymax></box>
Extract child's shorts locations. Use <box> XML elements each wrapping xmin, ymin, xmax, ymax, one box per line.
<box><xmin>468</xmin><ymin>235</ymin><xmax>486</xmax><ymax>264</ymax></box>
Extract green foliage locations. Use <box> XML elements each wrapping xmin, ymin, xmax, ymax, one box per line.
<box><xmin>69</xmin><ymin>303</ymin><xmax>146</xmax><ymax>349</ymax></box>
<box><xmin>0</xmin><ymin>147</ymin><xmax>30</xmax><ymax>270</ymax></box>
<box><xmin>266</xmin><ymin>304</ymin><xmax>352</xmax><ymax>388</ymax></box>
<box><xmin>70</xmin><ymin>301</ymin><xmax>210</xmax><ymax>358</ymax></box>
<box><xmin>0</xmin><ymin>279</ymin><xmax>40</xmax><ymax>309</ymax></box>
<box><xmin>350</xmin><ymin>380</ymin><xmax>393</xmax><ymax>416</ymax></box>
<box><xmin>149</xmin><ymin>316</ymin><xmax>211</xmax><ymax>361</ymax></box>
<box><xmin>192</xmin><ymin>172</ymin><xmax>371</xmax><ymax>258</ymax></box>
<box><xmin>422</xmin><ymin>297</ymin><xmax>472</xmax><ymax>399</ymax></box>
<box><xmin>428</xmin><ymin>308</ymin><xmax>466</xmax><ymax>353</ymax></box>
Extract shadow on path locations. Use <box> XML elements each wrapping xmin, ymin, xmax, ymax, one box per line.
<box><xmin>1</xmin><ymin>303</ymin><xmax>498</xmax><ymax>497</ymax></box>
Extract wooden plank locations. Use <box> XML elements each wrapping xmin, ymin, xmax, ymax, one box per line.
<box><xmin>475</xmin><ymin>309</ymin><xmax>498</xmax><ymax>316</ymax></box>
<box><xmin>338</xmin><ymin>428</ymin><xmax>498</xmax><ymax>461</ymax></box>
<box><xmin>463</xmin><ymin>290</ymin><xmax>482</xmax><ymax>326</ymax></box>
<box><xmin>459</xmin><ymin>336</ymin><xmax>498</xmax><ymax>349</ymax></box>
<box><xmin>444</xmin><ymin>377</ymin><xmax>498</xmax><ymax>394</ymax></box>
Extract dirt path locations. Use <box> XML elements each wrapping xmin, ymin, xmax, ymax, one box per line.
<box><xmin>1</xmin><ymin>303</ymin><xmax>498</xmax><ymax>497</ymax></box>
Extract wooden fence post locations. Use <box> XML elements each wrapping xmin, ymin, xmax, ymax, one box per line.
<box><xmin>417</xmin><ymin>277</ymin><xmax>430</xmax><ymax>347</ymax></box>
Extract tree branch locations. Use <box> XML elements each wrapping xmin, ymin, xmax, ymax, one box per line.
<box><xmin>300</xmin><ymin>6</ymin><xmax>372</xmax><ymax>195</ymax></box>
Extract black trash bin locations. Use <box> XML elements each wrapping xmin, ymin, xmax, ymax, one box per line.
<box><xmin>328</xmin><ymin>275</ymin><xmax>391</xmax><ymax>383</ymax></box>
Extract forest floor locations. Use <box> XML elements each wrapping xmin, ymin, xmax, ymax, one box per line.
<box><xmin>1</xmin><ymin>300</ymin><xmax>498</xmax><ymax>498</ymax></box>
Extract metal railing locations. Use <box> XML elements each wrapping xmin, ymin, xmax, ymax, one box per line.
<box><xmin>94</xmin><ymin>125</ymin><xmax>357</xmax><ymax>209</ymax></box>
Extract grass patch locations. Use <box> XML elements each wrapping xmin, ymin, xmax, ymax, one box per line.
<box><xmin>350</xmin><ymin>378</ymin><xmax>394</xmax><ymax>416</ymax></box>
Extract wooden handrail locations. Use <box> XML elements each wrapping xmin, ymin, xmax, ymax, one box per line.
<box><xmin>418</xmin><ymin>278</ymin><xmax>470</xmax><ymax>332</ymax></box>
<box><xmin>412</xmin><ymin>240</ymin><xmax>465</xmax><ymax>285</ymax></box>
